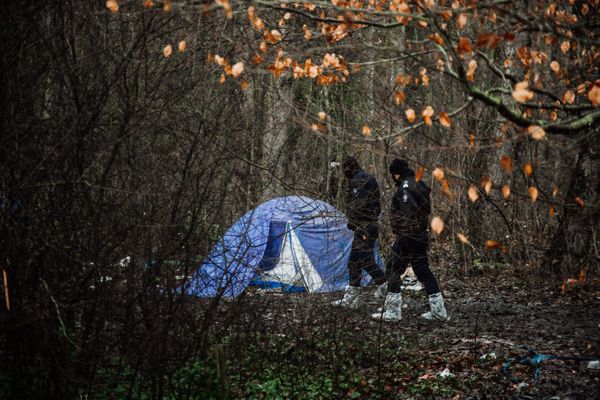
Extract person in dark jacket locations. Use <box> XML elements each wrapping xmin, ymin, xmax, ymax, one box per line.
<box><xmin>332</xmin><ymin>156</ymin><xmax>387</xmax><ymax>308</ymax></box>
<box><xmin>372</xmin><ymin>158</ymin><xmax>449</xmax><ymax>322</ymax></box>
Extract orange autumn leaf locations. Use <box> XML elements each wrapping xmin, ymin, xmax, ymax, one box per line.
<box><xmin>550</xmin><ymin>60</ymin><xmax>560</xmax><ymax>74</ymax></box>
<box><xmin>549</xmin><ymin>205</ymin><xmax>556</xmax><ymax>217</ymax></box>
<box><xmin>588</xmin><ymin>82</ymin><xmax>600</xmax><ymax>106</ymax></box>
<box><xmin>219</xmin><ymin>73</ymin><xmax>226</xmax><ymax>84</ymax></box>
<box><xmin>405</xmin><ymin>108</ymin><xmax>416</xmax><ymax>123</ymax></box>
<box><xmin>106</xmin><ymin>0</ymin><xmax>119</xmax><ymax>13</ymax></box>
<box><xmin>163</xmin><ymin>0</ymin><xmax>172</xmax><ymax>12</ymax></box>
<box><xmin>430</xmin><ymin>216</ymin><xmax>444</xmax><ymax>235</ymax></box>
<box><xmin>560</xmin><ymin>41</ymin><xmax>570</xmax><ymax>53</ymax></box>
<box><xmin>502</xmin><ymin>185</ymin><xmax>511</xmax><ymax>199</ymax></box>
<box><xmin>318</xmin><ymin>111</ymin><xmax>326</xmax><ymax>121</ymax></box>
<box><xmin>574</xmin><ymin>197</ymin><xmax>585</xmax><ymax>207</ymax></box>
<box><xmin>415</xmin><ymin>166</ymin><xmax>425</xmax><ymax>182</ymax></box>
<box><xmin>527</xmin><ymin>125</ymin><xmax>546</xmax><ymax>140</ymax></box>
<box><xmin>143</xmin><ymin>0</ymin><xmax>153</xmax><ymax>8</ymax></box>
<box><xmin>562</xmin><ymin>90</ymin><xmax>575</xmax><ymax>104</ymax></box>
<box><xmin>485</xmin><ymin>240</ymin><xmax>501</xmax><ymax>249</ymax></box>
<box><xmin>466</xmin><ymin>59</ymin><xmax>477</xmax><ymax>82</ymax></box>
<box><xmin>252</xmin><ymin>54</ymin><xmax>264</xmax><ymax>65</ymax></box>
<box><xmin>422</xmin><ymin>106</ymin><xmax>434</xmax><ymax>126</ymax></box>
<box><xmin>523</xmin><ymin>162</ymin><xmax>533</xmax><ymax>176</ymax></box>
<box><xmin>529</xmin><ymin>186</ymin><xmax>539</xmax><ymax>202</ymax></box>
<box><xmin>362</xmin><ymin>125</ymin><xmax>371</xmax><ymax>136</ymax></box>
<box><xmin>432</xmin><ymin>167</ymin><xmax>444</xmax><ymax>182</ymax></box>
<box><xmin>476</xmin><ymin>33</ymin><xmax>501</xmax><ymax>49</ymax></box>
<box><xmin>310</xmin><ymin>123</ymin><xmax>324</xmax><ymax>132</ymax></box>
<box><xmin>500</xmin><ymin>156</ymin><xmax>513</xmax><ymax>172</ymax></box>
<box><xmin>241</xmin><ymin>80</ymin><xmax>248</xmax><ymax>91</ymax></box>
<box><xmin>550</xmin><ymin>111</ymin><xmax>558</xmax><ymax>120</ymax></box>
<box><xmin>394</xmin><ymin>91</ymin><xmax>405</xmax><ymax>105</ymax></box>
<box><xmin>428</xmin><ymin>33</ymin><xmax>445</xmax><ymax>46</ymax></box>
<box><xmin>231</xmin><ymin>62</ymin><xmax>244</xmax><ymax>78</ymax></box>
<box><xmin>467</xmin><ymin>185</ymin><xmax>479</xmax><ymax>203</ymax></box>
<box><xmin>178</xmin><ymin>40</ymin><xmax>187</xmax><ymax>53</ymax></box>
<box><xmin>469</xmin><ymin>134</ymin><xmax>475</xmax><ymax>146</ymax></box>
<box><xmin>456</xmin><ymin>233</ymin><xmax>470</xmax><ymax>245</ymax></box>
<box><xmin>456</xmin><ymin>13</ymin><xmax>468</xmax><ymax>30</ymax></box>
<box><xmin>457</xmin><ymin>37</ymin><xmax>473</xmax><ymax>55</ymax></box>
<box><xmin>512</xmin><ymin>81</ymin><xmax>534</xmax><ymax>102</ymax></box>
<box><xmin>482</xmin><ymin>177</ymin><xmax>492</xmax><ymax>195</ymax></box>
<box><xmin>163</xmin><ymin>44</ymin><xmax>173</xmax><ymax>58</ymax></box>
<box><xmin>439</xmin><ymin>112</ymin><xmax>452</xmax><ymax>128</ymax></box>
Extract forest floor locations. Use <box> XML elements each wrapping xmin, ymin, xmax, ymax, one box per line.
<box><xmin>218</xmin><ymin>267</ymin><xmax>600</xmax><ymax>399</ymax></box>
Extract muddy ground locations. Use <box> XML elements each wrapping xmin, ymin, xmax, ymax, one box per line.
<box><xmin>216</xmin><ymin>269</ymin><xmax>600</xmax><ymax>399</ymax></box>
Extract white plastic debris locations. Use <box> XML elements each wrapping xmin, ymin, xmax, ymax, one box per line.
<box><xmin>587</xmin><ymin>360</ymin><xmax>600</xmax><ymax>370</ymax></box>
<box><xmin>437</xmin><ymin>368</ymin><xmax>455</xmax><ymax>379</ymax></box>
<box><xmin>479</xmin><ymin>352</ymin><xmax>497</xmax><ymax>361</ymax></box>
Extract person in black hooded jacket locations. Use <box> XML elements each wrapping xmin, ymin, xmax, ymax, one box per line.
<box><xmin>371</xmin><ymin>158</ymin><xmax>449</xmax><ymax>322</ymax></box>
<box><xmin>331</xmin><ymin>156</ymin><xmax>387</xmax><ymax>309</ymax></box>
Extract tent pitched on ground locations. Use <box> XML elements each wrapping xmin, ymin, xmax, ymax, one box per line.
<box><xmin>182</xmin><ymin>195</ymin><xmax>382</xmax><ymax>298</ymax></box>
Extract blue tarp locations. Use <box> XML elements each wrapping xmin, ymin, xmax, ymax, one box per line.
<box><xmin>182</xmin><ymin>195</ymin><xmax>382</xmax><ymax>298</ymax></box>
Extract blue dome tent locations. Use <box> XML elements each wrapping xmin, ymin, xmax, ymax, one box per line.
<box><xmin>182</xmin><ymin>195</ymin><xmax>382</xmax><ymax>298</ymax></box>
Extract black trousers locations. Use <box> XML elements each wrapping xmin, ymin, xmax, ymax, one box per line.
<box><xmin>387</xmin><ymin>235</ymin><xmax>440</xmax><ymax>295</ymax></box>
<box><xmin>348</xmin><ymin>223</ymin><xmax>386</xmax><ymax>287</ymax></box>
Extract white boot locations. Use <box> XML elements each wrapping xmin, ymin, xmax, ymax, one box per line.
<box><xmin>421</xmin><ymin>292</ymin><xmax>449</xmax><ymax>321</ymax></box>
<box><xmin>371</xmin><ymin>292</ymin><xmax>402</xmax><ymax>322</ymax></box>
<box><xmin>373</xmin><ymin>282</ymin><xmax>388</xmax><ymax>299</ymax></box>
<box><xmin>331</xmin><ymin>286</ymin><xmax>360</xmax><ymax>309</ymax></box>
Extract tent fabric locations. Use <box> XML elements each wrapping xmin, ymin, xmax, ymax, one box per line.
<box><xmin>182</xmin><ymin>195</ymin><xmax>382</xmax><ymax>298</ymax></box>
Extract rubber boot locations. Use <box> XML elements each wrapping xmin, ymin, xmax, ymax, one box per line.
<box><xmin>373</xmin><ymin>282</ymin><xmax>388</xmax><ymax>299</ymax></box>
<box><xmin>331</xmin><ymin>286</ymin><xmax>360</xmax><ymax>309</ymax></box>
<box><xmin>420</xmin><ymin>292</ymin><xmax>449</xmax><ymax>321</ymax></box>
<box><xmin>371</xmin><ymin>292</ymin><xmax>402</xmax><ymax>322</ymax></box>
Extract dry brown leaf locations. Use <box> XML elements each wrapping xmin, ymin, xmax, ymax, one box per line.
<box><xmin>512</xmin><ymin>81</ymin><xmax>534</xmax><ymax>102</ymax></box>
<box><xmin>500</xmin><ymin>156</ymin><xmax>513</xmax><ymax>172</ymax></box>
<box><xmin>394</xmin><ymin>91</ymin><xmax>405</xmax><ymax>105</ymax></box>
<box><xmin>318</xmin><ymin>111</ymin><xmax>326</xmax><ymax>121</ymax></box>
<box><xmin>575</xmin><ymin>197</ymin><xmax>585</xmax><ymax>207</ymax></box>
<box><xmin>432</xmin><ymin>168</ymin><xmax>445</xmax><ymax>182</ymax></box>
<box><xmin>231</xmin><ymin>62</ymin><xmax>244</xmax><ymax>78</ymax></box>
<box><xmin>588</xmin><ymin>82</ymin><xmax>600</xmax><ymax>106</ymax></box>
<box><xmin>485</xmin><ymin>240</ymin><xmax>501</xmax><ymax>249</ymax></box>
<box><xmin>550</xmin><ymin>61</ymin><xmax>560</xmax><ymax>73</ymax></box>
<box><xmin>106</xmin><ymin>0</ymin><xmax>119</xmax><ymax>13</ymax></box>
<box><xmin>456</xmin><ymin>13</ymin><xmax>468</xmax><ymax>30</ymax></box>
<box><xmin>405</xmin><ymin>108</ymin><xmax>416</xmax><ymax>123</ymax></box>
<box><xmin>430</xmin><ymin>216</ymin><xmax>444</xmax><ymax>235</ymax></box>
<box><xmin>467</xmin><ymin>185</ymin><xmax>479</xmax><ymax>203</ymax></box>
<box><xmin>178</xmin><ymin>40</ymin><xmax>186</xmax><ymax>53</ymax></box>
<box><xmin>362</xmin><ymin>125</ymin><xmax>372</xmax><ymax>137</ymax></box>
<box><xmin>527</xmin><ymin>125</ymin><xmax>546</xmax><ymax>140</ymax></box>
<box><xmin>523</xmin><ymin>162</ymin><xmax>533</xmax><ymax>176</ymax></box>
<box><xmin>529</xmin><ymin>186</ymin><xmax>539</xmax><ymax>202</ymax></box>
<box><xmin>439</xmin><ymin>112</ymin><xmax>452</xmax><ymax>128</ymax></box>
<box><xmin>502</xmin><ymin>185</ymin><xmax>510</xmax><ymax>199</ymax></box>
<box><xmin>456</xmin><ymin>233</ymin><xmax>470</xmax><ymax>245</ymax></box>
<box><xmin>415</xmin><ymin>166</ymin><xmax>425</xmax><ymax>182</ymax></box>
<box><xmin>163</xmin><ymin>44</ymin><xmax>173</xmax><ymax>58</ymax></box>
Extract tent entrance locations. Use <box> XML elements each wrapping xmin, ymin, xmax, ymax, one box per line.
<box><xmin>250</xmin><ymin>221</ymin><xmax>323</xmax><ymax>292</ymax></box>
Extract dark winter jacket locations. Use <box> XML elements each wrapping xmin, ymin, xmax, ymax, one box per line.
<box><xmin>390</xmin><ymin>172</ymin><xmax>431</xmax><ymax>239</ymax></box>
<box><xmin>345</xmin><ymin>169</ymin><xmax>381</xmax><ymax>229</ymax></box>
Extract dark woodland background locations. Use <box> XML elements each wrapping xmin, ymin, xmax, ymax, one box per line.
<box><xmin>1</xmin><ymin>1</ymin><xmax>599</xmax><ymax>398</ymax></box>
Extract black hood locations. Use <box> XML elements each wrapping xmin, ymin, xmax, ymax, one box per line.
<box><xmin>389</xmin><ymin>158</ymin><xmax>414</xmax><ymax>183</ymax></box>
<box><xmin>342</xmin><ymin>156</ymin><xmax>361</xmax><ymax>179</ymax></box>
